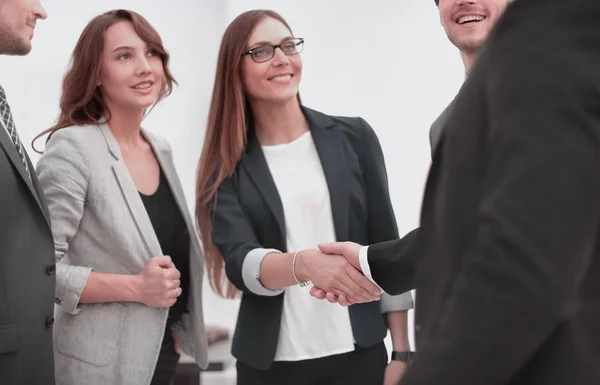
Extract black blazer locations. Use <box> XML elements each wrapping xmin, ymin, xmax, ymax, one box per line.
<box><xmin>0</xmin><ymin>129</ymin><xmax>55</xmax><ymax>385</ymax></box>
<box><xmin>368</xmin><ymin>1</ymin><xmax>600</xmax><ymax>384</ymax></box>
<box><xmin>211</xmin><ymin>107</ymin><xmax>399</xmax><ymax>370</ymax></box>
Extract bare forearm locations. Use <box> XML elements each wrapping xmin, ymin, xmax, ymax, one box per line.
<box><xmin>79</xmin><ymin>272</ymin><xmax>140</xmax><ymax>304</ymax></box>
<box><xmin>387</xmin><ymin>310</ymin><xmax>411</xmax><ymax>351</ymax></box>
<box><xmin>259</xmin><ymin>252</ymin><xmax>304</xmax><ymax>290</ymax></box>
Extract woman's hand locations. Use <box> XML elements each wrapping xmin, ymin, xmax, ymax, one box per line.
<box><xmin>134</xmin><ymin>256</ymin><xmax>181</xmax><ymax>307</ymax></box>
<box><xmin>295</xmin><ymin>249</ymin><xmax>380</xmax><ymax>303</ymax></box>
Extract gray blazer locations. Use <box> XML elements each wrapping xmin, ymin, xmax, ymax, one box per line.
<box><xmin>0</xmin><ymin>118</ymin><xmax>55</xmax><ymax>385</ymax></box>
<box><xmin>36</xmin><ymin>123</ymin><xmax>208</xmax><ymax>385</ymax></box>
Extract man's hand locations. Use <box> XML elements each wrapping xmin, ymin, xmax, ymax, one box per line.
<box><xmin>295</xmin><ymin>248</ymin><xmax>380</xmax><ymax>303</ymax></box>
<box><xmin>384</xmin><ymin>361</ymin><xmax>408</xmax><ymax>385</ymax></box>
<box><xmin>308</xmin><ymin>242</ymin><xmax>366</xmax><ymax>306</ymax></box>
<box><xmin>318</xmin><ymin>241</ymin><xmax>362</xmax><ymax>270</ymax></box>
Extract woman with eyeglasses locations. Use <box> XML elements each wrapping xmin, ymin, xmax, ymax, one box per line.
<box><xmin>196</xmin><ymin>9</ymin><xmax>414</xmax><ymax>385</ymax></box>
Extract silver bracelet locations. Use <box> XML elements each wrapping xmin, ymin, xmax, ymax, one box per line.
<box><xmin>292</xmin><ymin>250</ymin><xmax>311</xmax><ymax>287</ymax></box>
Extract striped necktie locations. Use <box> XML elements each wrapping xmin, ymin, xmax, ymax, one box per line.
<box><xmin>0</xmin><ymin>84</ymin><xmax>30</xmax><ymax>177</ymax></box>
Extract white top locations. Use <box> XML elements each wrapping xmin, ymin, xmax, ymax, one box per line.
<box><xmin>359</xmin><ymin>246</ymin><xmax>379</xmax><ymax>288</ymax></box>
<box><xmin>261</xmin><ymin>130</ymin><xmax>355</xmax><ymax>361</ymax></box>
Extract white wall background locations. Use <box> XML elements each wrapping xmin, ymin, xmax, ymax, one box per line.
<box><xmin>0</xmin><ymin>0</ymin><xmax>465</xmax><ymax>351</ymax></box>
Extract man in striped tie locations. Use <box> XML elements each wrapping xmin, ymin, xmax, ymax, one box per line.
<box><xmin>0</xmin><ymin>1</ymin><xmax>56</xmax><ymax>385</ymax></box>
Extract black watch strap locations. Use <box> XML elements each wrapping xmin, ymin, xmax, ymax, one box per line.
<box><xmin>391</xmin><ymin>350</ymin><xmax>415</xmax><ymax>363</ymax></box>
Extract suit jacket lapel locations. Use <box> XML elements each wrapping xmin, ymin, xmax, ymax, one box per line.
<box><xmin>304</xmin><ymin>107</ymin><xmax>350</xmax><ymax>242</ymax></box>
<box><xmin>28</xmin><ymin>156</ymin><xmax>52</xmax><ymax>228</ymax></box>
<box><xmin>100</xmin><ymin>123</ymin><xmax>163</xmax><ymax>257</ymax></box>
<box><xmin>0</xmin><ymin>122</ymin><xmax>51</xmax><ymax>228</ymax></box>
<box><xmin>241</xmin><ymin>107</ymin><xmax>350</xmax><ymax>244</ymax></box>
<box><xmin>241</xmin><ymin>131</ymin><xmax>287</xmax><ymax>242</ymax></box>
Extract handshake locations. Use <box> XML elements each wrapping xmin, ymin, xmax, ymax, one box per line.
<box><xmin>296</xmin><ymin>241</ymin><xmax>381</xmax><ymax>306</ymax></box>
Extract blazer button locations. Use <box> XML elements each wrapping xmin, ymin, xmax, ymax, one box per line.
<box><xmin>46</xmin><ymin>263</ymin><xmax>56</xmax><ymax>276</ymax></box>
<box><xmin>46</xmin><ymin>316</ymin><xmax>55</xmax><ymax>328</ymax></box>
<box><xmin>54</xmin><ymin>297</ymin><xmax>62</xmax><ymax>305</ymax></box>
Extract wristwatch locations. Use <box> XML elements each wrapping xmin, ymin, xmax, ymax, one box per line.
<box><xmin>391</xmin><ymin>350</ymin><xmax>415</xmax><ymax>363</ymax></box>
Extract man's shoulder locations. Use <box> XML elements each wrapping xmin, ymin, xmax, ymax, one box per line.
<box><xmin>429</xmin><ymin>99</ymin><xmax>457</xmax><ymax>154</ymax></box>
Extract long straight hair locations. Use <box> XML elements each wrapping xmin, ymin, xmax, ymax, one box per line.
<box><xmin>196</xmin><ymin>10</ymin><xmax>298</xmax><ymax>298</ymax></box>
<box><xmin>32</xmin><ymin>9</ymin><xmax>176</xmax><ymax>152</ymax></box>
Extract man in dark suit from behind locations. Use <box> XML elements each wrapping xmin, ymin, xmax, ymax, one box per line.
<box><xmin>320</xmin><ymin>0</ymin><xmax>600</xmax><ymax>384</ymax></box>
<box><xmin>0</xmin><ymin>1</ymin><xmax>56</xmax><ymax>385</ymax></box>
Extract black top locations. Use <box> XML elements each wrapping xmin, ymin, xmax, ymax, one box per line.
<box><xmin>140</xmin><ymin>167</ymin><xmax>190</xmax><ymax>327</ymax></box>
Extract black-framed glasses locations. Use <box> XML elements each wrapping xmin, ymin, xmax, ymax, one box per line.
<box><xmin>242</xmin><ymin>38</ymin><xmax>304</xmax><ymax>63</ymax></box>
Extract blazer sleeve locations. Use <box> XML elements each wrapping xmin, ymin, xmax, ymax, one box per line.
<box><xmin>211</xmin><ymin>176</ymin><xmax>283</xmax><ymax>296</ymax></box>
<box><xmin>36</xmin><ymin>131</ymin><xmax>92</xmax><ymax>315</ymax></box>
<box><xmin>358</xmin><ymin>118</ymin><xmax>414</xmax><ymax>310</ymax></box>
<box><xmin>367</xmin><ymin>230</ymin><xmax>420</xmax><ymax>295</ymax></box>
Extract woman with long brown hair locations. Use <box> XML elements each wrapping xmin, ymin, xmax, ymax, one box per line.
<box><xmin>196</xmin><ymin>9</ymin><xmax>414</xmax><ymax>385</ymax></box>
<box><xmin>34</xmin><ymin>10</ymin><xmax>207</xmax><ymax>385</ymax></box>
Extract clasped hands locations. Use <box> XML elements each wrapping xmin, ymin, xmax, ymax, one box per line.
<box><xmin>297</xmin><ymin>241</ymin><xmax>379</xmax><ymax>306</ymax></box>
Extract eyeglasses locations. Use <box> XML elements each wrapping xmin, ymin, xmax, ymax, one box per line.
<box><xmin>242</xmin><ymin>38</ymin><xmax>304</xmax><ymax>63</ymax></box>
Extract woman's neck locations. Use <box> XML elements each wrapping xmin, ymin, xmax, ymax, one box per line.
<box><xmin>105</xmin><ymin>104</ymin><xmax>146</xmax><ymax>149</ymax></box>
<box><xmin>250</xmin><ymin>98</ymin><xmax>308</xmax><ymax>146</ymax></box>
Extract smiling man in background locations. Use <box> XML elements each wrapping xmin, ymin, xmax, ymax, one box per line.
<box><xmin>429</xmin><ymin>0</ymin><xmax>510</xmax><ymax>153</ymax></box>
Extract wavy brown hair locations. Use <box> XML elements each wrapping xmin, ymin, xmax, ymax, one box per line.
<box><xmin>32</xmin><ymin>9</ymin><xmax>176</xmax><ymax>152</ymax></box>
<box><xmin>196</xmin><ymin>10</ymin><xmax>298</xmax><ymax>298</ymax></box>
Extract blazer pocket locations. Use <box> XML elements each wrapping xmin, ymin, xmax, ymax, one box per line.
<box><xmin>55</xmin><ymin>302</ymin><xmax>128</xmax><ymax>367</ymax></box>
<box><xmin>0</xmin><ymin>324</ymin><xmax>18</xmax><ymax>354</ymax></box>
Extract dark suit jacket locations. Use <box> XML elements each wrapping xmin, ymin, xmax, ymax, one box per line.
<box><xmin>0</xmin><ymin>127</ymin><xmax>55</xmax><ymax>384</ymax></box>
<box><xmin>368</xmin><ymin>0</ymin><xmax>600</xmax><ymax>384</ymax></box>
<box><xmin>361</xmin><ymin>81</ymin><xmax>458</xmax><ymax>298</ymax></box>
<box><xmin>429</xmin><ymin>100</ymin><xmax>454</xmax><ymax>156</ymax></box>
<box><xmin>211</xmin><ymin>107</ymin><xmax>402</xmax><ymax>370</ymax></box>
